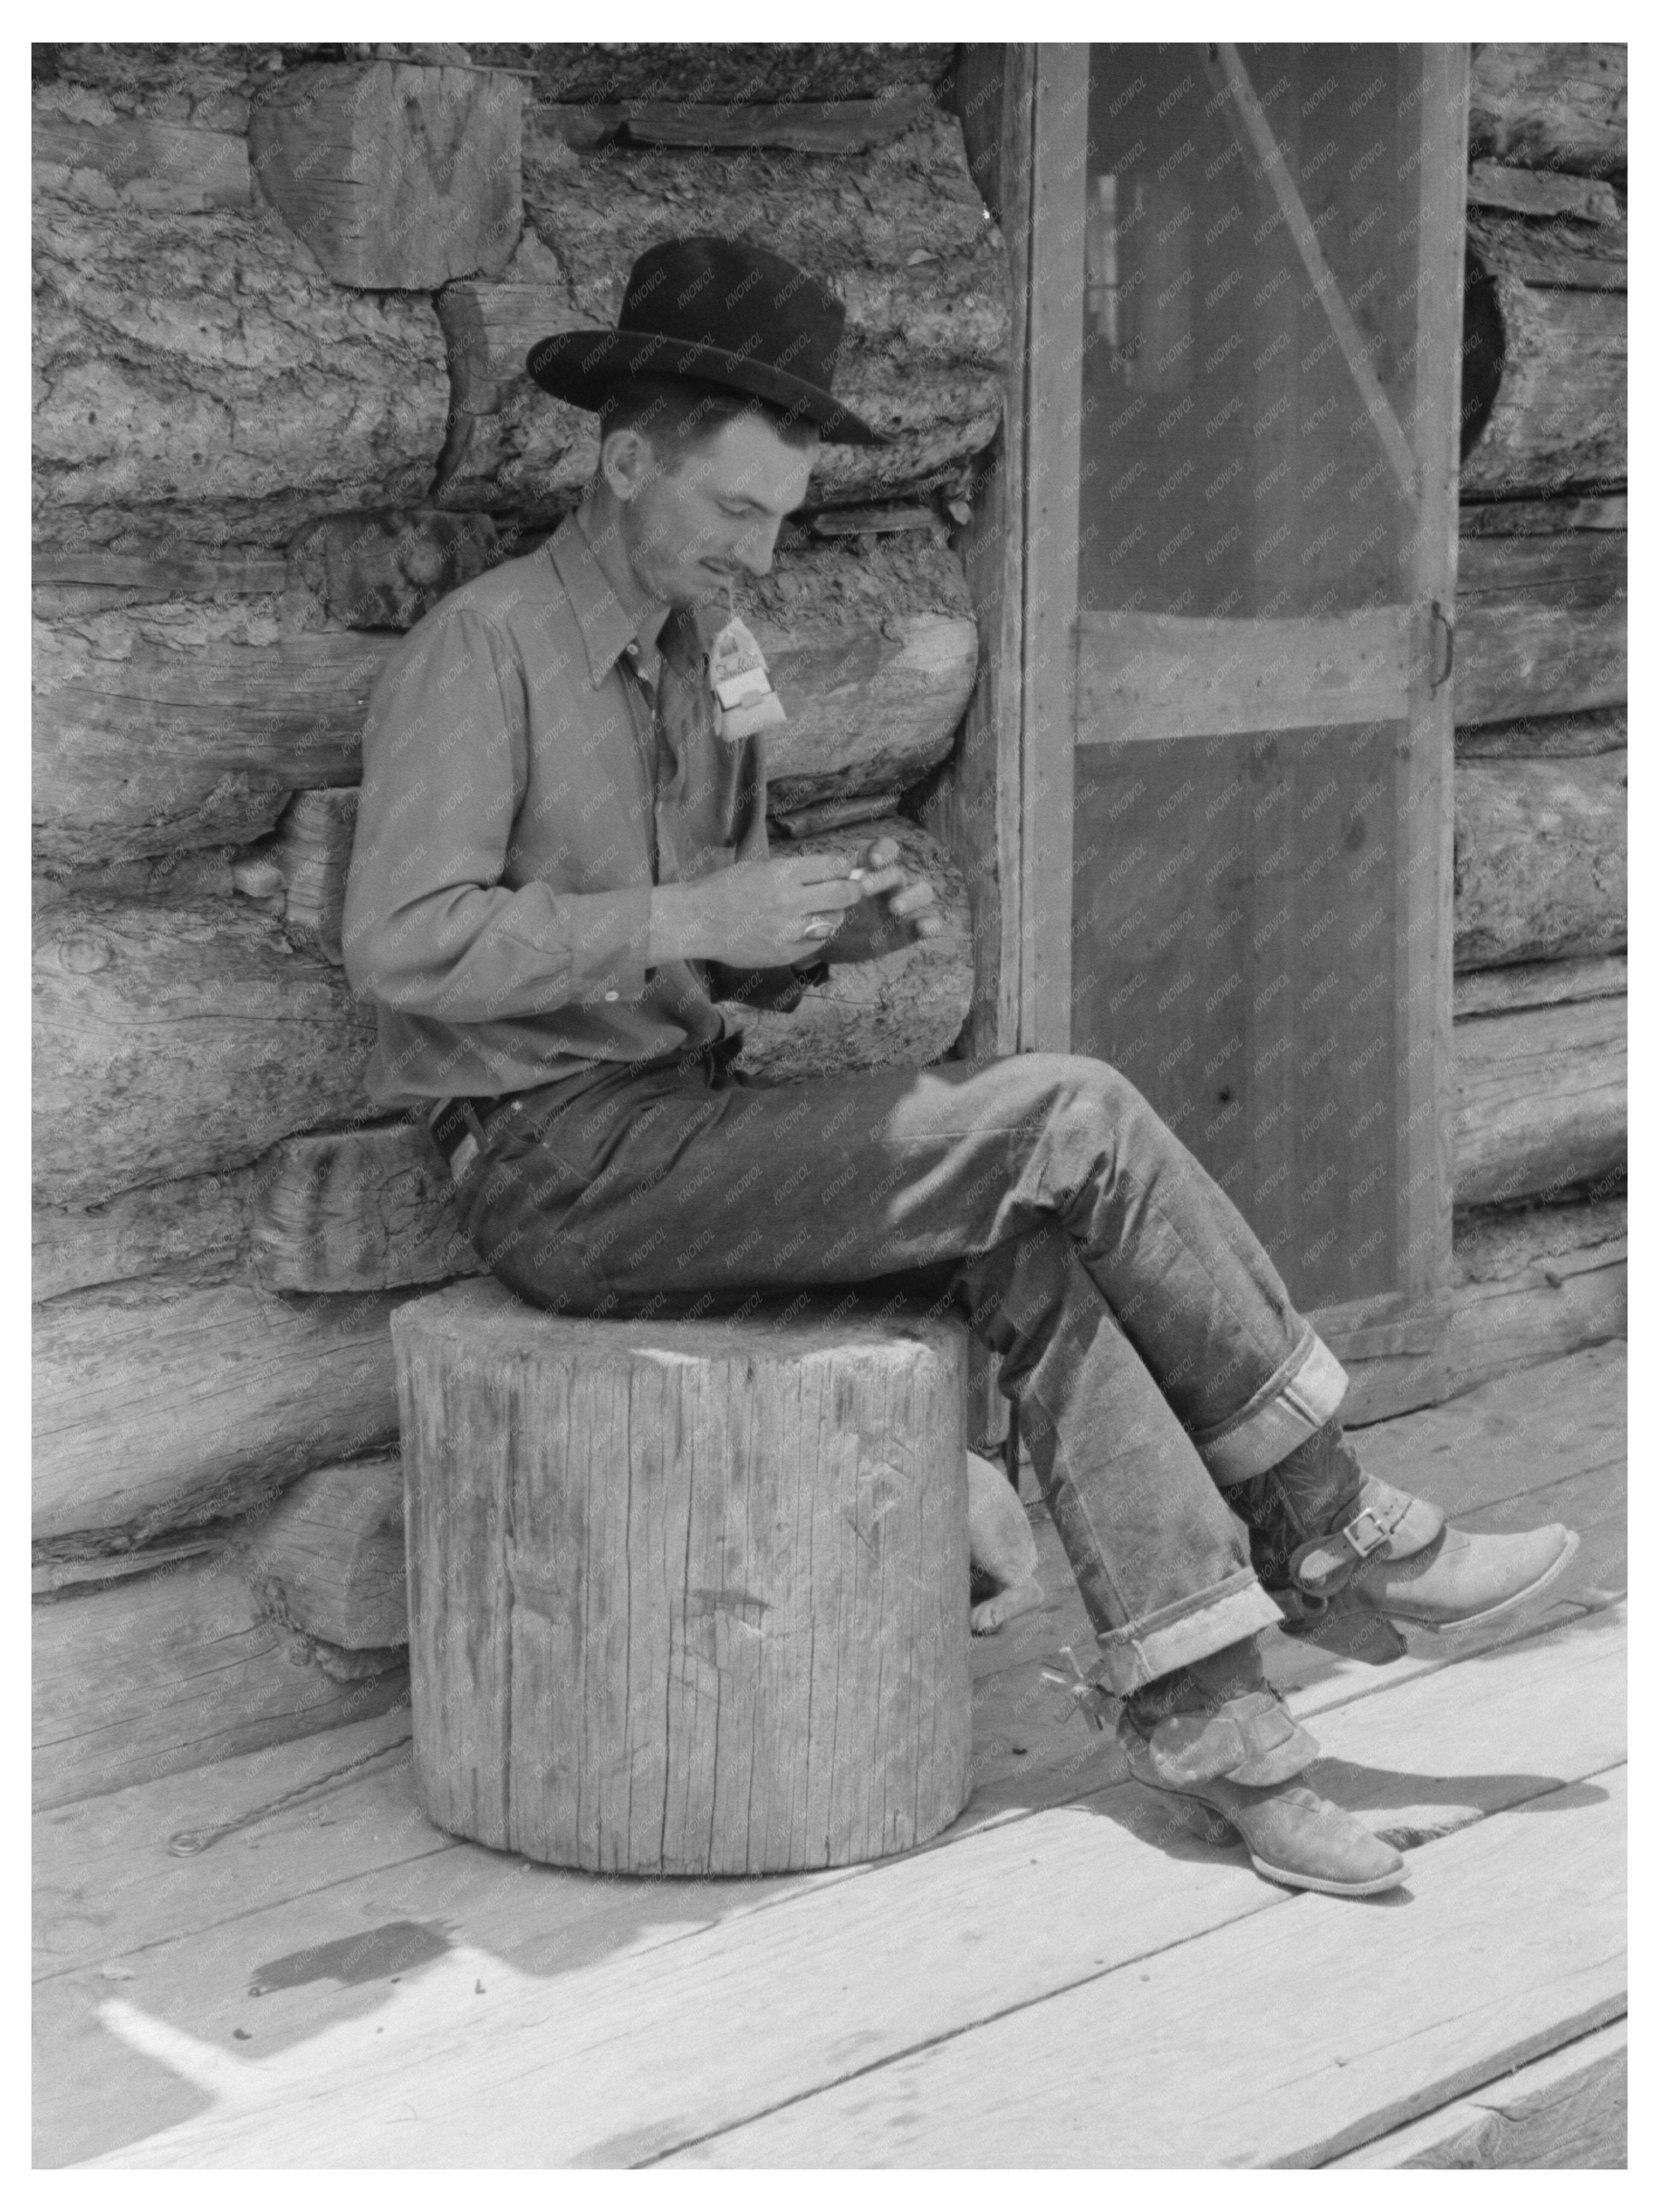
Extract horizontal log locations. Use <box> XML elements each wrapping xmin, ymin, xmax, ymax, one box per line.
<box><xmin>31</xmin><ymin>1114</ymin><xmax>476</xmax><ymax>1306</ymax></box>
<box><xmin>1453</xmin><ymin>752</ymin><xmax>1626</xmax><ymax>968</ymax></box>
<box><xmin>1461</xmin><ymin>239</ymin><xmax>1626</xmax><ymax>497</ymax></box>
<box><xmin>33</xmin><ymin>1280</ymin><xmax>413</xmax><ymax>1545</ymax></box>
<box><xmin>33</xmin><ymin>1551</ymin><xmax>408</xmax><ymax>1809</ymax></box>
<box><xmin>35</xmin><ymin>847</ymin><xmax>239</xmax><ymax>908</ymax></box>
<box><xmin>33</xmin><ymin>615</ymin><xmax>394</xmax><ymax>864</ymax></box>
<box><xmin>32</xmin><ymin>62</ymin><xmax>251</xmax><ymax>136</ymax></box>
<box><xmin>34</xmin><ymin>1168</ymin><xmax>254</xmax><ymax>1304</ymax></box>
<box><xmin>1454</xmin><ymin>954</ymin><xmax>1626</xmax><ymax>1020</ymax></box>
<box><xmin>31</xmin><ymin>577</ymin><xmax>292</xmax><ymax>627</ymax></box>
<box><xmin>1453</xmin><ymin>998</ymin><xmax>1625</xmax><ymax>1207</ymax></box>
<box><xmin>1458</xmin><ymin>531</ymin><xmax>1627</xmax><ymax>593</ymax></box>
<box><xmin>33</xmin><ymin>1536</ymin><xmax>219</xmax><ymax>1599</ymax></box>
<box><xmin>32</xmin><ymin>546</ymin><xmax>291</xmax><ymax>597</ymax></box>
<box><xmin>33</xmin><ymin>190</ymin><xmax>449</xmax><ymax>547</ymax></box>
<box><xmin>250</xmin><ymin>60</ymin><xmax>522</xmax><ymax>289</ymax></box>
<box><xmin>1468</xmin><ymin>44</ymin><xmax>1627</xmax><ymax>177</ymax></box>
<box><xmin>1454</xmin><ymin>1192</ymin><xmax>1626</xmax><ymax>1288</ymax></box>
<box><xmin>250</xmin><ymin>1124</ymin><xmax>481</xmax><ymax>1294</ymax></box>
<box><xmin>32</xmin><ymin>112</ymin><xmax>251</xmax><ymax>211</ymax></box>
<box><xmin>242</xmin><ymin>1457</ymin><xmax>410</xmax><ymax>1649</ymax></box>
<box><xmin>576</xmin><ymin>89</ymin><xmax>934</xmax><ymax>155</ymax></box>
<box><xmin>1456</xmin><ymin>707</ymin><xmax>1626</xmax><ymax>761</ymax></box>
<box><xmin>1465</xmin><ymin>204</ymin><xmax>1626</xmax><ymax>293</ymax></box>
<box><xmin>799</xmin><ymin>505</ymin><xmax>946</xmax><ymax>540</ymax></box>
<box><xmin>1466</xmin><ymin>160</ymin><xmax>1624</xmax><ymax>226</ymax></box>
<box><xmin>33</xmin><ymin>1118</ymin><xmax>475</xmax><ymax>1304</ymax></box>
<box><xmin>1454</xmin><ymin>534</ymin><xmax>1626</xmax><ymax>726</ymax></box>
<box><xmin>1443</xmin><ymin>1237</ymin><xmax>1626</xmax><ymax>1404</ymax></box>
<box><xmin>442</xmin><ymin>102</ymin><xmax>1009</xmax><ymax>511</ymax></box>
<box><xmin>719</xmin><ymin>818</ymin><xmax>972</xmax><ymax>1082</ymax></box>
<box><xmin>33</xmin><ymin>894</ymin><xmax>375</xmax><ymax>1207</ymax></box>
<box><xmin>1460</xmin><ymin>493</ymin><xmax>1626</xmax><ymax>537</ymax></box>
<box><xmin>475</xmin><ymin>43</ymin><xmax>954</xmax><ymax>107</ymax></box>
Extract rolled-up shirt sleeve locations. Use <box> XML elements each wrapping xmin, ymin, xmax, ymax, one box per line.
<box><xmin>343</xmin><ymin>606</ymin><xmax>653</xmax><ymax>1022</ymax></box>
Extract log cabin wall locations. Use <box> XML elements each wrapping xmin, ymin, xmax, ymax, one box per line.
<box><xmin>1447</xmin><ymin>43</ymin><xmax>1626</xmax><ymax>1391</ymax></box>
<box><xmin>31</xmin><ymin>39</ymin><xmax>1001</xmax><ymax>1805</ymax></box>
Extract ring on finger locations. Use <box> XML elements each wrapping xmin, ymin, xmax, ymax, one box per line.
<box><xmin>802</xmin><ymin>914</ymin><xmax>836</xmax><ymax>940</ymax></box>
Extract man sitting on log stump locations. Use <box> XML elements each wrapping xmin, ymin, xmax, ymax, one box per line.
<box><xmin>344</xmin><ymin>235</ymin><xmax>1576</xmax><ymax>1900</ymax></box>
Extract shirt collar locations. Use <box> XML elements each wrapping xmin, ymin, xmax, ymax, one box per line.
<box><xmin>548</xmin><ymin>512</ymin><xmax>672</xmax><ymax>691</ymax></box>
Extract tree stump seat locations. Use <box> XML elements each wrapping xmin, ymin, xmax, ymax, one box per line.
<box><xmin>390</xmin><ymin>1280</ymin><xmax>973</xmax><ymax>1876</ymax></box>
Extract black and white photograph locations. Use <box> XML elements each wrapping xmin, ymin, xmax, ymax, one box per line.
<box><xmin>31</xmin><ymin>13</ymin><xmax>1630</xmax><ymax>2171</ymax></box>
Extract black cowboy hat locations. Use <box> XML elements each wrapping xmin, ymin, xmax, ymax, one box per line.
<box><xmin>525</xmin><ymin>235</ymin><xmax>885</xmax><ymax>447</ymax></box>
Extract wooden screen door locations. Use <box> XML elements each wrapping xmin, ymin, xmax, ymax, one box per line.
<box><xmin>1019</xmin><ymin>42</ymin><xmax>1470</xmax><ymax>1389</ymax></box>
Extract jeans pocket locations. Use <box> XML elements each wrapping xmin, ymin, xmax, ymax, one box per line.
<box><xmin>454</xmin><ymin>1110</ymin><xmax>612</xmax><ymax>1311</ymax></box>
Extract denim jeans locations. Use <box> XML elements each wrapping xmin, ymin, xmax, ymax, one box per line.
<box><xmin>451</xmin><ymin>1047</ymin><xmax>1348</xmax><ymax>1694</ymax></box>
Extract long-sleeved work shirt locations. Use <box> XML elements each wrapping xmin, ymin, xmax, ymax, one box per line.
<box><xmin>343</xmin><ymin>513</ymin><xmax>813</xmax><ymax>1110</ymax></box>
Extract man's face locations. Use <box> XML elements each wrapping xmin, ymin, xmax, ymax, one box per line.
<box><xmin>611</xmin><ymin>412</ymin><xmax>818</xmax><ymax>608</ymax></box>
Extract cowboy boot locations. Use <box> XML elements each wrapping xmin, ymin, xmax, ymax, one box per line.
<box><xmin>1119</xmin><ymin>1638</ymin><xmax>1406</xmax><ymax>1897</ymax></box>
<box><xmin>1225</xmin><ymin>1417</ymin><xmax>1578</xmax><ymax>1664</ymax></box>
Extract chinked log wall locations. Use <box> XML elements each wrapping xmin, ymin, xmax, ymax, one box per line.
<box><xmin>31</xmin><ymin>38</ymin><xmax>1001</xmax><ymax>1805</ymax></box>
<box><xmin>1443</xmin><ymin>41</ymin><xmax>1627</xmax><ymax>1397</ymax></box>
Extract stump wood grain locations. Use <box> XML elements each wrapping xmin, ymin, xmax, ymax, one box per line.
<box><xmin>391</xmin><ymin>1282</ymin><xmax>972</xmax><ymax>1876</ymax></box>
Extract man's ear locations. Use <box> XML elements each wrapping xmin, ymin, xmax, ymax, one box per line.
<box><xmin>600</xmin><ymin>426</ymin><xmax>655</xmax><ymax>502</ymax></box>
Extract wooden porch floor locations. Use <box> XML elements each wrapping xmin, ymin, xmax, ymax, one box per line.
<box><xmin>33</xmin><ymin>1341</ymin><xmax>1626</xmax><ymax>2168</ymax></box>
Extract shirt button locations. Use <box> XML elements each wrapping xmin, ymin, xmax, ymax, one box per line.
<box><xmin>603</xmin><ymin>990</ymin><xmax>619</xmax><ymax>1002</ymax></box>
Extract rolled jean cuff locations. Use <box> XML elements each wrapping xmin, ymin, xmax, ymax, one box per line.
<box><xmin>1091</xmin><ymin>1569</ymin><xmax>1284</xmax><ymax>1697</ymax></box>
<box><xmin>1192</xmin><ymin>1328</ymin><xmax>1350</xmax><ymax>1485</ymax></box>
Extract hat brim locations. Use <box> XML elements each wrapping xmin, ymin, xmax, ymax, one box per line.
<box><xmin>525</xmin><ymin>328</ymin><xmax>887</xmax><ymax>447</ymax></box>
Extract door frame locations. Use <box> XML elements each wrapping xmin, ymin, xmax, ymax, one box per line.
<box><xmin>971</xmin><ymin>42</ymin><xmax>1471</xmax><ymax>1395</ymax></box>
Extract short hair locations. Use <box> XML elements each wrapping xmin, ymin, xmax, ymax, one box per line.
<box><xmin>597</xmin><ymin>373</ymin><xmax>818</xmax><ymax>468</ymax></box>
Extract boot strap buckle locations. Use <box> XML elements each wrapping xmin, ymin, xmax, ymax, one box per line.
<box><xmin>1340</xmin><ymin>1505</ymin><xmax>1391</xmax><ymax>1561</ymax></box>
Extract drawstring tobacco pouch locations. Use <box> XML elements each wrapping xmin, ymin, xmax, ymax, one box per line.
<box><xmin>707</xmin><ymin>614</ymin><xmax>786</xmax><ymax>741</ymax></box>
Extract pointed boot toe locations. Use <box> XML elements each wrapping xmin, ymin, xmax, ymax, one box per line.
<box><xmin>1202</xmin><ymin>1778</ymin><xmax>1406</xmax><ymax>1897</ymax></box>
<box><xmin>1364</xmin><ymin>1519</ymin><xmax>1578</xmax><ymax>1635</ymax></box>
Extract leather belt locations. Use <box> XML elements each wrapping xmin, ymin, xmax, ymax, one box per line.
<box><xmin>426</xmin><ymin>1031</ymin><xmax>747</xmax><ymax>1181</ymax></box>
